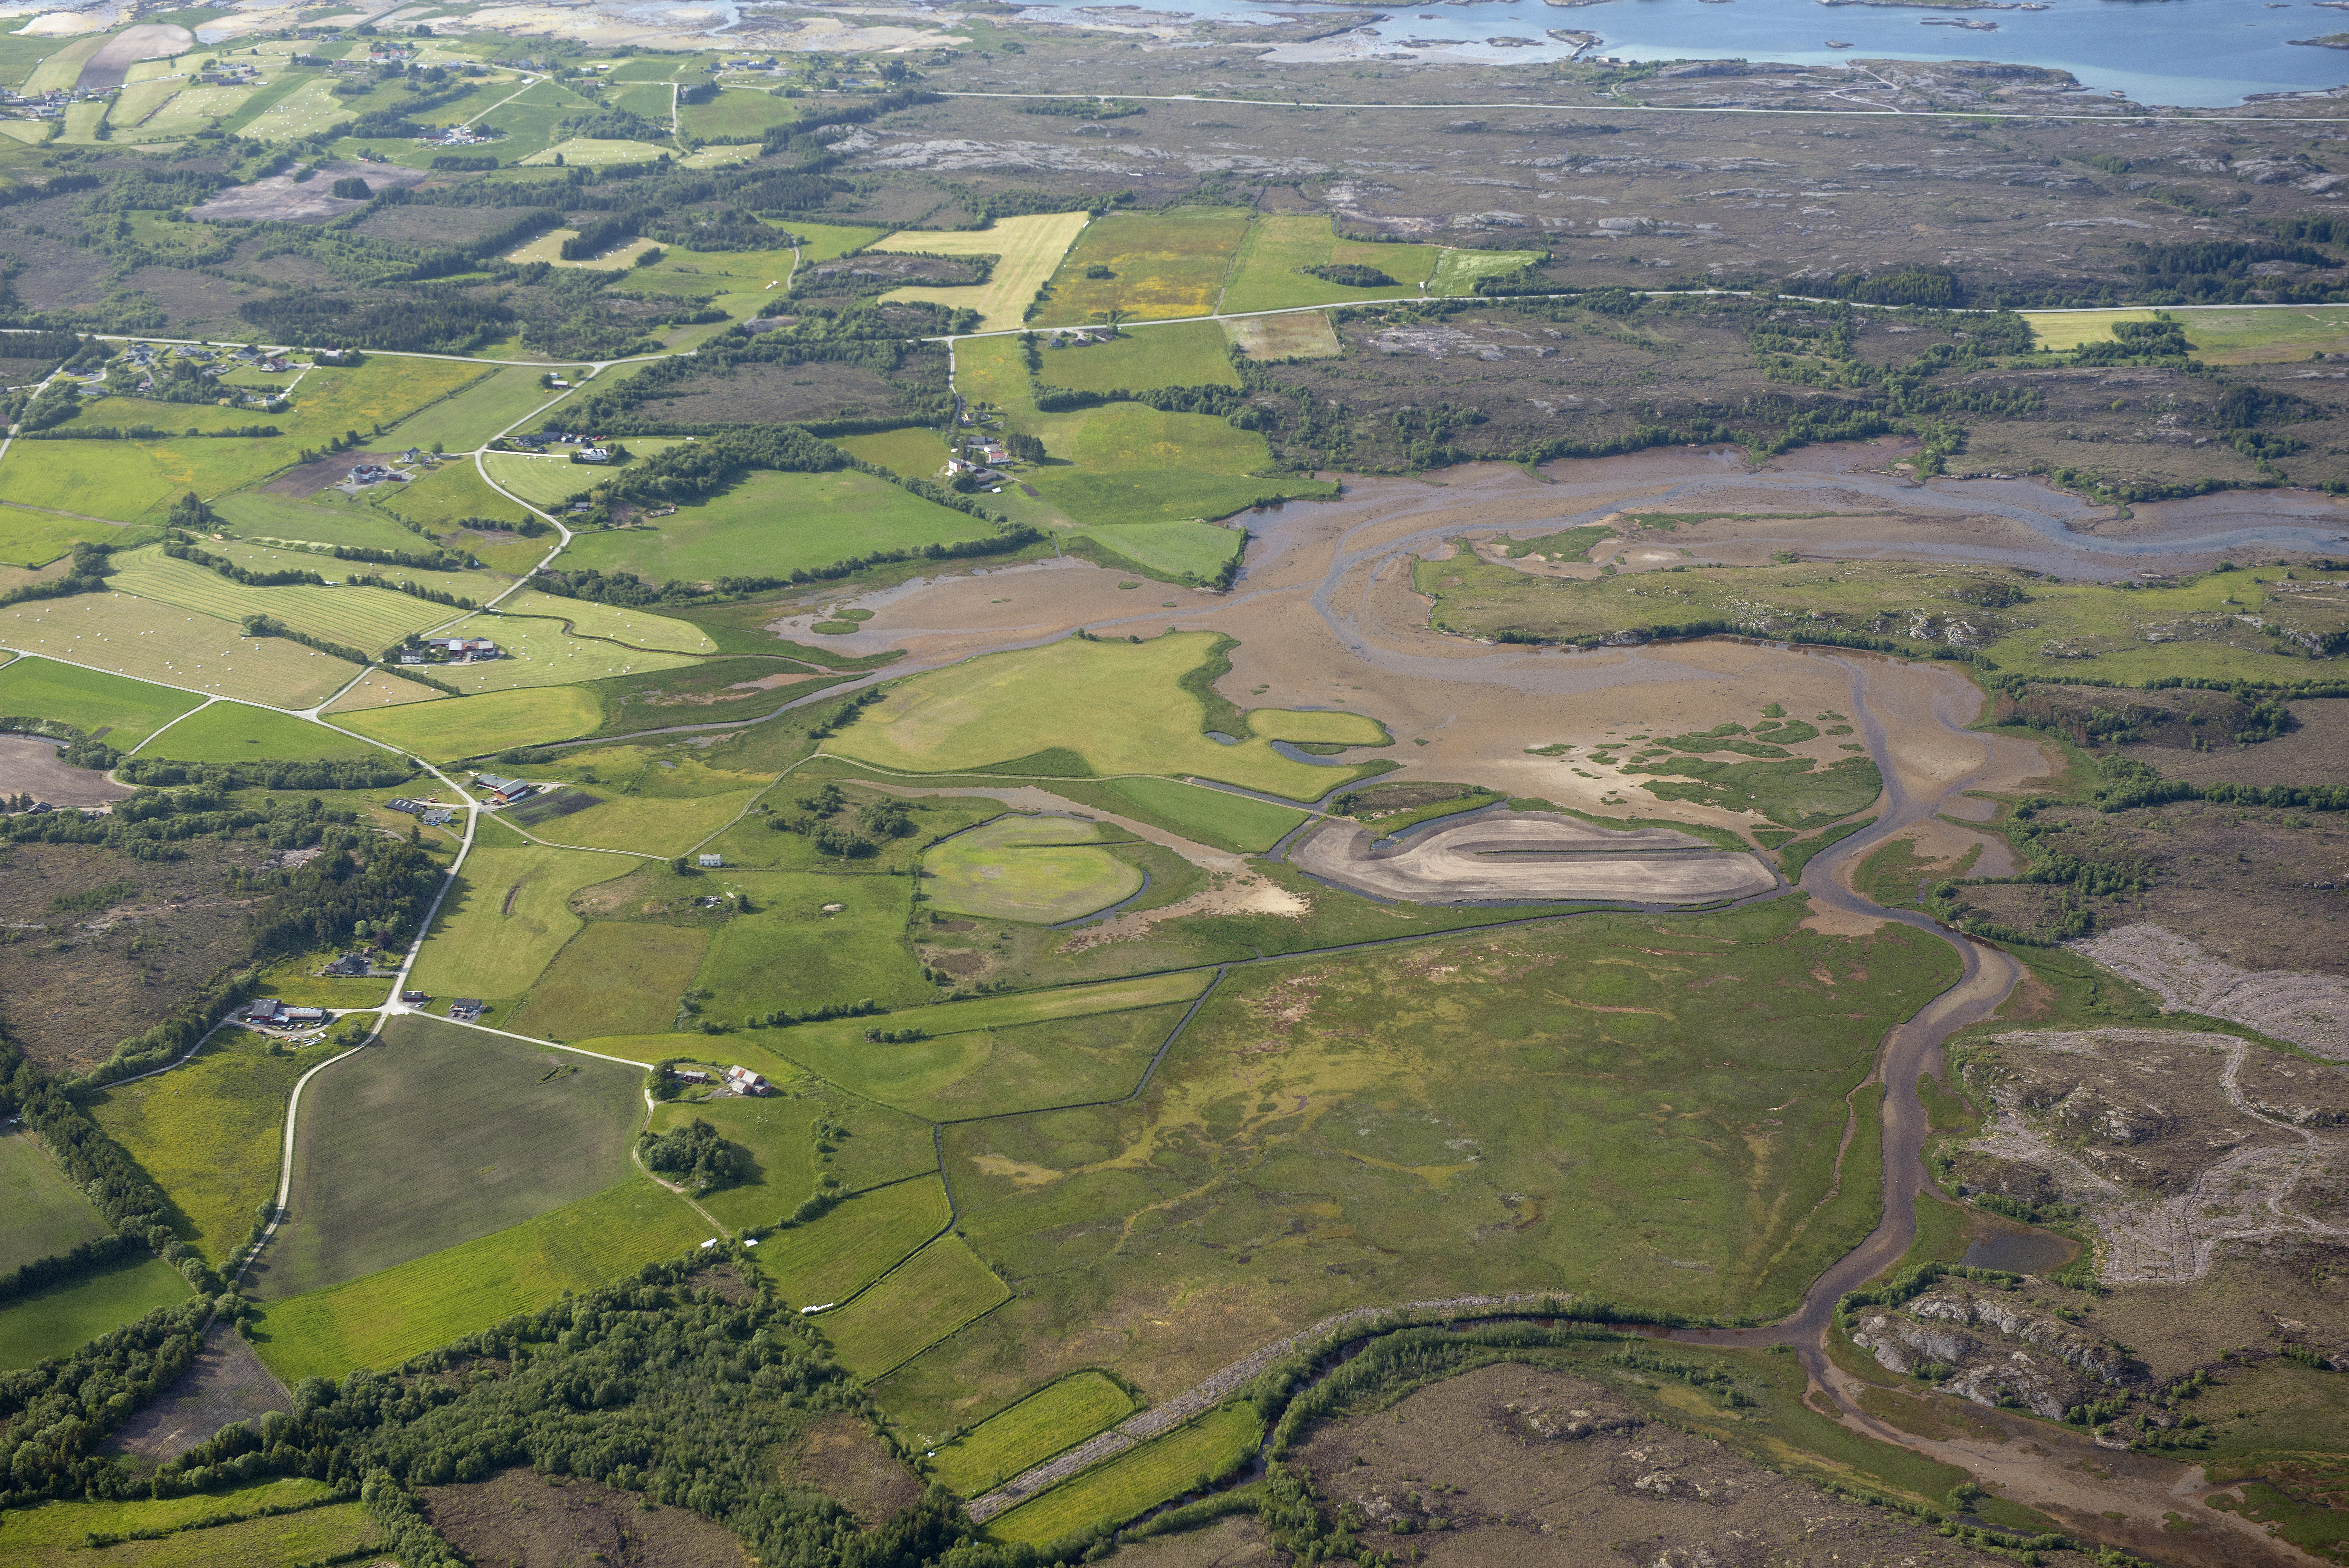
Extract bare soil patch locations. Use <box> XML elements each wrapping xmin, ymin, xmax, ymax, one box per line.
<box><xmin>78</xmin><ymin>24</ymin><xmax>192</xmax><ymax>89</ymax></box>
<box><xmin>0</xmin><ymin>736</ymin><xmax>135</xmax><ymax>807</ymax></box>
<box><xmin>0</xmin><ymin>840</ymin><xmax>260</xmax><ymax>1075</ymax></box>
<box><xmin>1288</xmin><ymin>809</ymin><xmax>1771</xmax><ymax>904</ymax></box>
<box><xmin>106</xmin><ymin>1325</ymin><xmax>289</xmax><ymax>1466</ymax></box>
<box><xmin>774</xmin><ymin>1413</ymin><xmax>921</xmax><ymax>1526</ymax></box>
<box><xmin>262</xmin><ymin>450</ymin><xmax>408</xmax><ymax>498</ymax></box>
<box><xmin>1290</xmin><ymin>1362</ymin><xmax>1997</xmax><ymax>1568</ymax></box>
<box><xmin>422</xmin><ymin>1467</ymin><xmax>750</xmax><ymax>1568</ymax></box>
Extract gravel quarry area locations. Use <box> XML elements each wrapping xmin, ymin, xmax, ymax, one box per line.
<box><xmin>1286</xmin><ymin>807</ymin><xmax>1777</xmax><ymax>903</ymax></box>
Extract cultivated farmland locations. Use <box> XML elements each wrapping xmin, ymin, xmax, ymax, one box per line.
<box><xmin>1035</xmin><ymin>208</ymin><xmax>1251</xmax><ymax>325</ymax></box>
<box><xmin>480</xmin><ymin>453</ymin><xmax>604</xmax><ymax>511</ymax></box>
<box><xmin>405</xmin><ymin>847</ymin><xmax>631</xmax><ymax>1003</ymax></box>
<box><xmin>509</xmin><ymin>922</ymin><xmax>712</xmax><ymax>1039</ymax></box>
<box><xmin>412</xmin><ymin>610</ymin><xmax>701</xmax><ymax>693</ymax></box>
<box><xmin>827</xmin><ymin>632</ymin><xmax>1375</xmax><ymax>801</ymax></box>
<box><xmin>757</xmin><ymin>1176</ymin><xmax>952</xmax><ymax>1308</ymax></box>
<box><xmin>872</xmin><ymin>211</ymin><xmax>1093</xmax><ymax>333</ymax></box>
<box><xmin>335</xmin><ymin>684</ymin><xmax>604</xmax><ymax>760</ymax></box>
<box><xmin>497</xmin><ymin>589</ymin><xmax>716</xmax><ymax>653</ymax></box>
<box><xmin>817</xmin><ymin>1234</ymin><xmax>1010</xmax><ymax>1377</ymax></box>
<box><xmin>0</xmin><ymin>596</ymin><xmax>360</xmax><ymax>708</ymax></box>
<box><xmin>252</xmin><ymin>1177</ymin><xmax>706</xmax><ymax>1383</ymax></box>
<box><xmin>0</xmin><ymin>1129</ymin><xmax>108</xmax><ymax>1274</ymax></box>
<box><xmin>985</xmin><ymin>1407</ymin><xmax>1262</xmax><ymax>1545</ymax></box>
<box><xmin>923</xmin><ymin>815</ymin><xmax>1144</xmax><ymax>925</ymax></box>
<box><xmin>1091</xmin><ymin>774</ymin><xmax>1308</xmax><ymax>854</ymax></box>
<box><xmin>562</xmin><ymin>469</ymin><xmax>996</xmax><ymax>586</ymax></box>
<box><xmin>648</xmin><ymin>1093</ymin><xmax>815</xmax><ymax>1233</ymax></box>
<box><xmin>255</xmin><ymin>1017</ymin><xmax>642</xmax><ymax>1301</ymax></box>
<box><xmin>0</xmin><ymin>503</ymin><xmax>122</xmax><ymax>568</ymax></box>
<box><xmin>387</xmin><ymin>366</ymin><xmax>582</xmax><ymax>454</ymax></box>
<box><xmin>133</xmin><ymin>701</ymin><xmax>394</xmax><ymax>763</ymax></box>
<box><xmin>928</xmin><ymin>1371</ymin><xmax>1136</xmax><ymax>1497</ymax></box>
<box><xmin>103</xmin><ymin>548</ymin><xmax>448</xmax><ymax>651</ymax></box>
<box><xmin>0</xmin><ymin>1255</ymin><xmax>190</xmax><ymax>1371</ymax></box>
<box><xmin>0</xmin><ymin>658</ymin><xmax>200</xmax><ymax>745</ymax></box>
<box><xmin>1032</xmin><ymin>322</ymin><xmax>1241</xmax><ymax>394</ymax></box>
<box><xmin>692</xmin><ymin>867</ymin><xmax>928</xmax><ymax>1018</ymax></box>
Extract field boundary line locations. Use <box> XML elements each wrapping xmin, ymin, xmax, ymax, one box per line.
<box><xmin>113</xmin><ymin>694</ymin><xmax>216</xmax><ymax>763</ymax></box>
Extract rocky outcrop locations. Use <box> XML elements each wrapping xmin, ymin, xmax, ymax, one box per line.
<box><xmin>1848</xmin><ymin>1288</ymin><xmax>2135</xmax><ymax>1420</ymax></box>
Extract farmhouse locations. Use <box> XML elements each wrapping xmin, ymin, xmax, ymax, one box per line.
<box><xmin>724</xmin><ymin>1064</ymin><xmax>770</xmax><ymax>1096</ymax></box>
<box><xmin>400</xmin><ymin>990</ymin><xmax>426</xmax><ymax>1005</ymax></box>
<box><xmin>245</xmin><ymin>999</ymin><xmax>284</xmax><ymax>1024</ymax></box>
<box><xmin>322</xmin><ymin>952</ymin><xmax>373</xmax><ymax>977</ymax></box>
<box><xmin>697</xmin><ymin>852</ymin><xmax>723</xmax><ymax>868</ymax></box>
<box><xmin>427</xmin><ymin>636</ymin><xmax>501</xmax><ymax>663</ymax></box>
<box><xmin>447</xmin><ymin>999</ymin><xmax>485</xmax><ymax>1021</ymax></box>
<box><xmin>471</xmin><ymin>772</ymin><xmax>533</xmax><ymax>806</ymax></box>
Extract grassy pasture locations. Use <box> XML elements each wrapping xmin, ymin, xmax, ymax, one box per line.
<box><xmin>336</xmin><ymin>684</ymin><xmax>603</xmax><ymax>760</ymax></box>
<box><xmin>0</xmin><ymin>1128</ymin><xmax>107</xmax><ymax>1273</ymax></box>
<box><xmin>884</xmin><ymin>900</ymin><xmax>1960</xmax><ymax>1436</ymax></box>
<box><xmin>3</xmin><ymin>594</ymin><xmax>363</xmax><ymax>705</ymax></box>
<box><xmin>760</xmin><ymin>1177</ymin><xmax>952</xmax><ymax>1306</ymax></box>
<box><xmin>0</xmin><ymin>502</ymin><xmax>123</xmax><ymax>567</ymax></box>
<box><xmin>22</xmin><ymin>34</ymin><xmax>104</xmax><ymax>94</ymax></box>
<box><xmin>772</xmin><ymin>1000</ymin><xmax>1196</xmax><ymax>1122</ymax></box>
<box><xmin>1031</xmin><ymin>402</ymin><xmax>1330</xmax><ymax>535</ymax></box>
<box><xmin>519</xmin><ymin>138</ymin><xmax>672</xmax><ymax>169</ymax></box>
<box><xmin>1225</xmin><ymin>310</ymin><xmax>1342</xmax><ymax>359</ymax></box>
<box><xmin>387</xmin><ymin>365</ymin><xmax>580</xmax><ymax>452</ymax></box>
<box><xmin>252</xmin><ymin>949</ymin><xmax>394</xmax><ymax>1010</ymax></box>
<box><xmin>1057</xmin><ymin>772</ymin><xmax>1302</xmax><ymax>854</ymax></box>
<box><xmin>827</xmin><ymin>631</ymin><xmax>1370</xmax><ymax>801</ymax></box>
<box><xmin>833</xmin><ymin>426</ymin><xmax>951</xmax><ymax>481</ymax></box>
<box><xmin>928</xmin><ymin>1370</ymin><xmax>1136</xmax><ymax>1497</ymax></box>
<box><xmin>257</xmin><ymin>1016</ymin><xmax>643</xmax><ymax>1302</ymax></box>
<box><xmin>417</xmin><ymin>609</ymin><xmax>702</xmax><ymax>693</ymax></box>
<box><xmin>209</xmin><ymin>539</ymin><xmax>492</xmax><ymax>606</ymax></box>
<box><xmin>794</xmin><ymin>221</ymin><xmax>890</xmax><ymax>263</ymax></box>
<box><xmin>0</xmin><ymin>657</ymin><xmax>199</xmax><ymax>744</ymax></box>
<box><xmin>0</xmin><ymin>1481</ymin><xmax>371</xmax><ymax>1568</ymax></box>
<box><xmin>239</xmin><ymin>77</ymin><xmax>358</xmax><ymax>140</ymax></box>
<box><xmin>873</xmin><ymin>211</ymin><xmax>1093</xmax><ymax>333</ymax></box>
<box><xmin>85</xmin><ymin>1032</ymin><xmax>336</xmax><ymax>1265</ymax></box>
<box><xmin>1035</xmin><ymin>321</ymin><xmax>1241</xmax><ymax>393</ymax></box>
<box><xmin>498</xmin><ymin>589</ymin><xmax>715</xmax><ymax>652</ymax></box>
<box><xmin>2023</xmin><ymin>304</ymin><xmax>2349</xmax><ymax>363</ymax></box>
<box><xmin>693</xmin><ymin>867</ymin><xmax>929</xmax><ymax>1019</ymax></box>
<box><xmin>1219</xmin><ymin>215</ymin><xmax>1440</xmax><ymax>313</ymax></box>
<box><xmin>925</xmin><ymin>815</ymin><xmax>1143</xmax><ymax>924</ymax></box>
<box><xmin>0</xmin><ymin>1254</ymin><xmax>190</xmax><ymax>1370</ymax></box>
<box><xmin>253</xmin><ymin>1176</ymin><xmax>706</xmax><ymax>1383</ymax></box>
<box><xmin>623</xmin><ymin>243</ymin><xmax>798</xmax><ymax>303</ymax></box>
<box><xmin>562</xmin><ymin>469</ymin><xmax>996</xmax><ymax>586</ymax></box>
<box><xmin>510</xmin><ymin>786</ymin><xmax>757</xmax><ymax>856</ymax></box>
<box><xmin>820</xmin><ymin>1234</ymin><xmax>1010</xmax><ymax>1376</ymax></box>
<box><xmin>321</xmin><ymin>668</ymin><xmax>446</xmax><ymax>716</ymax></box>
<box><xmin>212</xmin><ymin>493</ymin><xmax>424</xmax><ymax>553</ymax></box>
<box><xmin>105</xmin><ymin>546</ymin><xmax>448</xmax><ymax>650</ymax></box>
<box><xmin>132</xmin><ymin>701</ymin><xmax>392</xmax><ymax>763</ymax></box>
<box><xmin>406</xmin><ymin>846</ymin><xmax>627</xmax><ymax>1002</ymax></box>
<box><xmin>986</xmin><ymin>1406</ymin><xmax>1262</xmax><ymax>1544</ymax></box>
<box><xmin>509</xmin><ymin>921</ymin><xmax>712</xmax><ymax>1039</ymax></box>
<box><xmin>481</xmin><ymin>452</ymin><xmax>602</xmax><ymax>510</ymax></box>
<box><xmin>1036</xmin><ymin>208</ymin><xmax>1251</xmax><ymax>325</ymax></box>
<box><xmin>678</xmin><ymin>86</ymin><xmax>800</xmax><ymax>140</ymax></box>
<box><xmin>649</xmin><ymin>1094</ymin><xmax>815</xmax><ymax>1232</ymax></box>
<box><xmin>382</xmin><ymin>460</ymin><xmax>542</xmax><ymax>534</ymax></box>
<box><xmin>1246</xmin><ymin>707</ymin><xmax>1388</xmax><ymax>745</ymax></box>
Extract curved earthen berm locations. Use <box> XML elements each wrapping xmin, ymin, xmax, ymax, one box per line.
<box><xmin>1286</xmin><ymin>809</ymin><xmax>1776</xmax><ymax>904</ymax></box>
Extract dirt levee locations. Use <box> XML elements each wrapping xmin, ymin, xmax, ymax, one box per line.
<box><xmin>0</xmin><ymin>735</ymin><xmax>134</xmax><ymax>806</ymax></box>
<box><xmin>1288</xmin><ymin>809</ymin><xmax>1774</xmax><ymax>904</ymax></box>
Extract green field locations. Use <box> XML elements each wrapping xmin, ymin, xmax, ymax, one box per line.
<box><xmin>694</xmin><ymin>867</ymin><xmax>929</xmax><ymax>1019</ymax></box>
<box><xmin>678</xmin><ymin>86</ymin><xmax>801</xmax><ymax>141</ymax></box>
<box><xmin>378</xmin><ymin>460</ymin><xmax>542</xmax><ymax>533</ymax></box>
<box><xmin>212</xmin><ymin>493</ymin><xmax>430</xmax><ymax>554</ymax></box>
<box><xmin>1218</xmin><ymin>216</ymin><xmax>1538</xmax><ymax>314</ymax></box>
<box><xmin>0</xmin><ymin>1481</ymin><xmax>375</xmax><ymax>1568</ymax></box>
<box><xmin>829</xmin><ymin>631</ymin><xmax>1373</xmax><ymax>802</ymax></box>
<box><xmin>405</xmin><ymin>609</ymin><xmax>703</xmax><ymax>693</ymax></box>
<box><xmin>0</xmin><ymin>1254</ymin><xmax>191</xmax><ymax>1370</ymax></box>
<box><xmin>210</xmin><ymin>538</ymin><xmax>494</xmax><ymax>606</ymax></box>
<box><xmin>252</xmin><ymin>948</ymin><xmax>395</xmax><ymax>1010</ymax></box>
<box><xmin>87</xmin><ymin>1032</ymin><xmax>339</xmax><ymax>1266</ymax></box>
<box><xmin>1416</xmin><ymin>555</ymin><xmax>2349</xmax><ymax>687</ymax></box>
<box><xmin>1040</xmin><ymin>402</ymin><xmax>1319</xmax><ymax>530</ymax></box>
<box><xmin>833</xmin><ymin>426</ymin><xmax>951</xmax><ymax>481</ymax></box>
<box><xmin>498</xmin><ymin>589</ymin><xmax>716</xmax><ymax>652</ymax></box>
<box><xmin>509</xmin><ymin>920</ymin><xmax>712</xmax><ymax>1039</ymax></box>
<box><xmin>1089</xmin><ymin>774</ymin><xmax>1309</xmax><ymax>854</ymax></box>
<box><xmin>387</xmin><ymin>365</ymin><xmax>582</xmax><ymax>453</ymax></box>
<box><xmin>253</xmin><ymin>1176</ymin><xmax>707</xmax><ymax>1383</ymax></box>
<box><xmin>482</xmin><ymin>452</ymin><xmax>604</xmax><ymax>510</ymax></box>
<box><xmin>2023</xmin><ymin>304</ymin><xmax>2349</xmax><ymax>363</ymax></box>
<box><xmin>649</xmin><ymin>1093</ymin><xmax>815</xmax><ymax>1232</ymax></box>
<box><xmin>925</xmin><ymin>815</ymin><xmax>1144</xmax><ymax>924</ymax></box>
<box><xmin>509</xmin><ymin>785</ymin><xmax>758</xmax><ymax>856</ymax></box>
<box><xmin>337</xmin><ymin>683</ymin><xmax>603</xmax><ymax>760</ymax></box>
<box><xmin>986</xmin><ymin>1406</ymin><xmax>1263</xmax><ymax>1545</ymax></box>
<box><xmin>873</xmin><ymin>211</ymin><xmax>1094</xmax><ymax>333</ymax></box>
<box><xmin>1037</xmin><ymin>208</ymin><xmax>1253</xmax><ymax>325</ymax></box>
<box><xmin>0</xmin><ymin>657</ymin><xmax>200</xmax><ymax>744</ymax></box>
<box><xmin>770</xmin><ymin>995</ymin><xmax>1201</xmax><ymax>1121</ymax></box>
<box><xmin>257</xmin><ymin>1017</ymin><xmax>643</xmax><ymax>1302</ymax></box>
<box><xmin>758</xmin><ymin>1175</ymin><xmax>951</xmax><ymax>1305</ymax></box>
<box><xmin>820</xmin><ymin>1234</ymin><xmax>1010</xmax><ymax>1376</ymax></box>
<box><xmin>929</xmin><ymin>1371</ymin><xmax>1137</xmax><ymax>1496</ymax></box>
<box><xmin>133</xmin><ymin>700</ymin><xmax>394</xmax><ymax>763</ymax></box>
<box><xmin>1036</xmin><ymin>322</ymin><xmax>1242</xmax><ymax>395</ymax></box>
<box><xmin>406</xmin><ymin>846</ymin><xmax>628</xmax><ymax>1002</ymax></box>
<box><xmin>1</xmin><ymin>593</ymin><xmax>360</xmax><ymax>708</ymax></box>
<box><xmin>0</xmin><ymin>502</ymin><xmax>124</xmax><ymax>567</ymax></box>
<box><xmin>879</xmin><ymin>899</ymin><xmax>1958</xmax><ymax>1437</ymax></box>
<box><xmin>0</xmin><ymin>1128</ymin><xmax>108</xmax><ymax>1273</ymax></box>
<box><xmin>563</xmin><ymin>469</ymin><xmax>998</xmax><ymax>586</ymax></box>
<box><xmin>106</xmin><ymin>546</ymin><xmax>449</xmax><ymax>651</ymax></box>
<box><xmin>1246</xmin><ymin>707</ymin><xmax>1387</xmax><ymax>745</ymax></box>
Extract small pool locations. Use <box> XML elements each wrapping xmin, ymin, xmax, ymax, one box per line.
<box><xmin>1962</xmin><ymin>1226</ymin><xmax>2077</xmax><ymax>1276</ymax></box>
